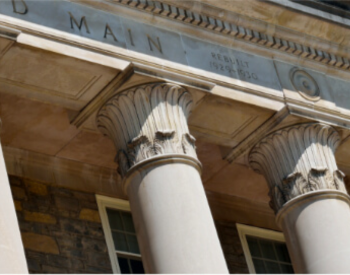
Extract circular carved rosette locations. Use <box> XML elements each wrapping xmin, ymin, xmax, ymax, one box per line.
<box><xmin>290</xmin><ymin>69</ymin><xmax>320</xmax><ymax>101</ymax></box>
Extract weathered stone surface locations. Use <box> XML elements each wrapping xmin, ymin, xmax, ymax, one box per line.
<box><xmin>60</xmin><ymin>247</ymin><xmax>84</xmax><ymax>259</ymax></box>
<box><xmin>25</xmin><ymin>250</ymin><xmax>47</xmax><ymax>262</ymax></box>
<box><xmin>14</xmin><ymin>200</ymin><xmax>22</xmax><ymax>211</ymax></box>
<box><xmin>18</xmin><ymin>220</ymin><xmax>33</xmax><ymax>232</ymax></box>
<box><xmin>11</xmin><ymin>186</ymin><xmax>27</xmax><ymax>200</ymax></box>
<box><xmin>80</xmin><ymin>200</ymin><xmax>98</xmax><ymax>210</ymax></box>
<box><xmin>97</xmin><ymin>83</ymin><xmax>197</xmax><ymax>178</ymax></box>
<box><xmin>55</xmin><ymin>235</ymin><xmax>83</xmax><ymax>250</ymax></box>
<box><xmin>24</xmin><ymin>211</ymin><xmax>57</xmax><ymax>224</ymax></box>
<box><xmin>249</xmin><ymin>123</ymin><xmax>346</xmax><ymax>213</ymax></box>
<box><xmin>50</xmin><ymin>187</ymin><xmax>73</xmax><ymax>197</ymax></box>
<box><xmin>215</xmin><ymin>221</ymin><xmax>249</xmax><ymax>274</ymax></box>
<box><xmin>21</xmin><ymin>201</ymin><xmax>39</xmax><ymax>212</ymax></box>
<box><xmin>84</xmin><ymin>265</ymin><xmax>112</xmax><ymax>274</ymax></box>
<box><xmin>25</xmin><ymin>179</ymin><xmax>48</xmax><ymax>196</ymax></box>
<box><xmin>31</xmin><ymin>223</ymin><xmax>51</xmax><ymax>235</ymax></box>
<box><xmin>84</xmin><ymin>223</ymin><xmax>104</xmax><ymax>238</ymax></box>
<box><xmin>46</xmin><ymin>255</ymin><xmax>71</xmax><ymax>269</ymax></box>
<box><xmin>81</xmin><ymin>237</ymin><xmax>108</xmax><ymax>253</ymax></box>
<box><xmin>9</xmin><ymin>175</ymin><xmax>23</xmax><ymax>186</ymax></box>
<box><xmin>22</xmin><ymin>233</ymin><xmax>59</xmax><ymax>255</ymax></box>
<box><xmin>27</xmin><ymin>258</ymin><xmax>41</xmax><ymax>273</ymax></box>
<box><xmin>86</xmin><ymin>252</ymin><xmax>113</xmax><ymax>269</ymax></box>
<box><xmin>33</xmin><ymin>197</ymin><xmax>51</xmax><ymax>212</ymax></box>
<box><xmin>9</xmin><ymin>175</ymin><xmax>113</xmax><ymax>273</ymax></box>
<box><xmin>54</xmin><ymin>196</ymin><xmax>79</xmax><ymax>211</ymax></box>
<box><xmin>56</xmin><ymin>210</ymin><xmax>79</xmax><ymax>219</ymax></box>
<box><xmin>42</xmin><ymin>265</ymin><xmax>67</xmax><ymax>274</ymax></box>
<box><xmin>79</xmin><ymin>208</ymin><xmax>101</xmax><ymax>223</ymax></box>
<box><xmin>59</xmin><ymin>218</ymin><xmax>88</xmax><ymax>235</ymax></box>
<box><xmin>73</xmin><ymin>192</ymin><xmax>96</xmax><ymax>203</ymax></box>
<box><xmin>69</xmin><ymin>258</ymin><xmax>84</xmax><ymax>271</ymax></box>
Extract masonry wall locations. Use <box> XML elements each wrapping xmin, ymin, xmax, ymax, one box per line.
<box><xmin>9</xmin><ymin>174</ymin><xmax>249</xmax><ymax>274</ymax></box>
<box><xmin>9</xmin><ymin>175</ymin><xmax>113</xmax><ymax>274</ymax></box>
<box><xmin>216</xmin><ymin>220</ymin><xmax>249</xmax><ymax>274</ymax></box>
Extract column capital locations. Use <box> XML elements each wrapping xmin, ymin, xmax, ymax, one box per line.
<box><xmin>96</xmin><ymin>83</ymin><xmax>198</xmax><ymax>177</ymax></box>
<box><xmin>249</xmin><ymin>123</ymin><xmax>347</xmax><ymax>213</ymax></box>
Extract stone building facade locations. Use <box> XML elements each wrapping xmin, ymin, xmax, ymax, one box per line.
<box><xmin>1</xmin><ymin>0</ymin><xmax>350</xmax><ymax>274</ymax></box>
<box><xmin>10</xmin><ymin>175</ymin><xmax>113</xmax><ymax>274</ymax></box>
<box><xmin>10</xmin><ymin>174</ymin><xmax>249</xmax><ymax>274</ymax></box>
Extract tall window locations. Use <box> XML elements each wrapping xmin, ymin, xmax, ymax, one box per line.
<box><xmin>237</xmin><ymin>224</ymin><xmax>294</xmax><ymax>274</ymax></box>
<box><xmin>97</xmin><ymin>195</ymin><xmax>145</xmax><ymax>274</ymax></box>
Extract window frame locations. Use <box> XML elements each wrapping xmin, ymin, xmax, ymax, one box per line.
<box><xmin>96</xmin><ymin>194</ymin><xmax>142</xmax><ymax>274</ymax></box>
<box><xmin>236</xmin><ymin>223</ymin><xmax>287</xmax><ymax>274</ymax></box>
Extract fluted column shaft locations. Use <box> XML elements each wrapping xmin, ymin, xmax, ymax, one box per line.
<box><xmin>97</xmin><ymin>83</ymin><xmax>228</xmax><ymax>273</ymax></box>
<box><xmin>249</xmin><ymin>123</ymin><xmax>350</xmax><ymax>273</ymax></box>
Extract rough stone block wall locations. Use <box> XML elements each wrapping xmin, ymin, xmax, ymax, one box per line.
<box><xmin>9</xmin><ymin>174</ymin><xmax>249</xmax><ymax>274</ymax></box>
<box><xmin>216</xmin><ymin>220</ymin><xmax>249</xmax><ymax>274</ymax></box>
<box><xmin>9</xmin><ymin>175</ymin><xmax>113</xmax><ymax>274</ymax></box>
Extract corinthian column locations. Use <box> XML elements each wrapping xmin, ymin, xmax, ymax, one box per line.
<box><xmin>249</xmin><ymin>123</ymin><xmax>350</xmax><ymax>273</ymax></box>
<box><xmin>97</xmin><ymin>83</ymin><xmax>228</xmax><ymax>274</ymax></box>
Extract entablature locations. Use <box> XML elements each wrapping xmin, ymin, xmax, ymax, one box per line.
<box><xmin>1</xmin><ymin>0</ymin><xmax>350</xmax><ymax>170</ymax></box>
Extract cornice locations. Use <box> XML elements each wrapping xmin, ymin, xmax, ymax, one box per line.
<box><xmin>110</xmin><ymin>0</ymin><xmax>350</xmax><ymax>71</ymax></box>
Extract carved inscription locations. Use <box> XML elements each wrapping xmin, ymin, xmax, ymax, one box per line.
<box><xmin>147</xmin><ymin>34</ymin><xmax>162</xmax><ymax>53</ymax></box>
<box><xmin>209</xmin><ymin>52</ymin><xmax>258</xmax><ymax>80</ymax></box>
<box><xmin>2</xmin><ymin>0</ymin><xmax>275</xmax><ymax>87</ymax></box>
<box><xmin>104</xmin><ymin>24</ymin><xmax>118</xmax><ymax>42</ymax></box>
<box><xmin>11</xmin><ymin>0</ymin><xmax>27</xmax><ymax>14</ymax></box>
<box><xmin>68</xmin><ymin>12</ymin><xmax>90</xmax><ymax>34</ymax></box>
<box><xmin>66</xmin><ymin>12</ymin><xmax>163</xmax><ymax>53</ymax></box>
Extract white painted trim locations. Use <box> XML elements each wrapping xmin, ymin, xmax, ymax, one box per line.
<box><xmin>96</xmin><ymin>195</ymin><xmax>132</xmax><ymax>274</ymax></box>
<box><xmin>236</xmin><ymin>224</ymin><xmax>285</xmax><ymax>274</ymax></box>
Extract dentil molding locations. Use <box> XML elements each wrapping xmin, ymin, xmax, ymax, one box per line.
<box><xmin>96</xmin><ymin>83</ymin><xmax>198</xmax><ymax>177</ymax></box>
<box><xmin>112</xmin><ymin>0</ymin><xmax>350</xmax><ymax>71</ymax></box>
<box><xmin>249</xmin><ymin>123</ymin><xmax>347</xmax><ymax>213</ymax></box>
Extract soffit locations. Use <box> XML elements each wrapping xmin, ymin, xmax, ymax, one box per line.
<box><xmin>0</xmin><ymin>41</ymin><xmax>120</xmax><ymax>111</ymax></box>
<box><xmin>2</xmin><ymin>83</ymin><xmax>350</xmax><ymax>229</ymax></box>
<box><xmin>72</xmin><ymin>71</ymin><xmax>277</xmax><ymax>149</ymax></box>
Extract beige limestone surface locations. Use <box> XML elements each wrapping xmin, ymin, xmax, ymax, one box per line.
<box><xmin>0</xmin><ymin>89</ymin><xmax>275</xmax><ymax>227</ymax></box>
<box><xmin>2</xmin><ymin>0</ymin><xmax>350</xmax><ymax>233</ymax></box>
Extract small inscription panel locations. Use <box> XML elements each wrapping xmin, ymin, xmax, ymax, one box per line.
<box><xmin>182</xmin><ymin>36</ymin><xmax>282</xmax><ymax>92</ymax></box>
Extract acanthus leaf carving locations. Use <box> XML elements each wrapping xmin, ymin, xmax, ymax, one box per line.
<box><xmin>96</xmin><ymin>83</ymin><xmax>198</xmax><ymax>178</ymax></box>
<box><xmin>282</xmin><ymin>172</ymin><xmax>308</xmax><ymax>202</ymax></box>
<box><xmin>308</xmin><ymin>167</ymin><xmax>328</xmax><ymax>191</ymax></box>
<box><xmin>249</xmin><ymin>123</ymin><xmax>348</xmax><ymax>213</ymax></box>
<box><xmin>182</xmin><ymin>133</ymin><xmax>196</xmax><ymax>157</ymax></box>
<box><xmin>269</xmin><ymin>185</ymin><xmax>286</xmax><ymax>212</ymax></box>
<box><xmin>334</xmin><ymin>170</ymin><xmax>346</xmax><ymax>192</ymax></box>
<box><xmin>117</xmin><ymin>150</ymin><xmax>130</xmax><ymax>178</ymax></box>
<box><xmin>155</xmin><ymin>130</ymin><xmax>176</xmax><ymax>155</ymax></box>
